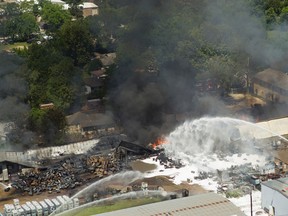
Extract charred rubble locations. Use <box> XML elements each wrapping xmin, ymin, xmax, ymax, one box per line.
<box><xmin>8</xmin><ymin>137</ymin><xmax>158</xmax><ymax>196</ymax></box>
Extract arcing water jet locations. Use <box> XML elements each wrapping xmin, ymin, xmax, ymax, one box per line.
<box><xmin>55</xmin><ymin>190</ymin><xmax>168</xmax><ymax>216</ymax></box>
<box><xmin>49</xmin><ymin>171</ymin><xmax>144</xmax><ymax>216</ymax></box>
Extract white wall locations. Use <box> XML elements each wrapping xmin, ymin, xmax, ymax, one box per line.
<box><xmin>261</xmin><ymin>184</ymin><xmax>288</xmax><ymax>216</ymax></box>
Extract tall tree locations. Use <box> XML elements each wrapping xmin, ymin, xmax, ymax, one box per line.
<box><xmin>57</xmin><ymin>20</ymin><xmax>94</xmax><ymax>66</ymax></box>
<box><xmin>41</xmin><ymin>2</ymin><xmax>71</xmax><ymax>32</ymax></box>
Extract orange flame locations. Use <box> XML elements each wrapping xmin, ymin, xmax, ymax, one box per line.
<box><xmin>152</xmin><ymin>137</ymin><xmax>167</xmax><ymax>149</ymax></box>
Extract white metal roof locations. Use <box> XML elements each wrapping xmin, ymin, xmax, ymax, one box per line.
<box><xmin>97</xmin><ymin>193</ymin><xmax>245</xmax><ymax>216</ymax></box>
<box><xmin>81</xmin><ymin>2</ymin><xmax>98</xmax><ymax>9</ymax></box>
<box><xmin>238</xmin><ymin>117</ymin><xmax>288</xmax><ymax>140</ymax></box>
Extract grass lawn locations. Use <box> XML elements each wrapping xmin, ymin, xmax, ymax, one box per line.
<box><xmin>63</xmin><ymin>197</ymin><xmax>163</xmax><ymax>216</ymax></box>
<box><xmin>3</xmin><ymin>42</ymin><xmax>29</xmax><ymax>51</ymax></box>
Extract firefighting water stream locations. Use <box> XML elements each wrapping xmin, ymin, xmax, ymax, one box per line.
<box><xmin>163</xmin><ymin>117</ymin><xmax>287</xmax><ymax>165</ymax></box>
<box><xmin>71</xmin><ymin>171</ymin><xmax>144</xmax><ymax>200</ymax></box>
<box><xmin>54</xmin><ymin>116</ymin><xmax>286</xmax><ymax>215</ymax></box>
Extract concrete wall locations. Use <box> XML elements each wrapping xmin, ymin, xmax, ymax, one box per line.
<box><xmin>261</xmin><ymin>184</ymin><xmax>288</xmax><ymax>215</ymax></box>
<box><xmin>0</xmin><ymin>138</ymin><xmax>99</xmax><ymax>164</ymax></box>
<box><xmin>253</xmin><ymin>83</ymin><xmax>288</xmax><ymax>103</ymax></box>
<box><xmin>83</xmin><ymin>8</ymin><xmax>99</xmax><ymax>17</ymax></box>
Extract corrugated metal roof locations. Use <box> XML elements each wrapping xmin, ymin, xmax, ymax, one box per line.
<box><xmin>96</xmin><ymin>193</ymin><xmax>245</xmax><ymax>216</ymax></box>
<box><xmin>262</xmin><ymin>177</ymin><xmax>288</xmax><ymax>199</ymax></box>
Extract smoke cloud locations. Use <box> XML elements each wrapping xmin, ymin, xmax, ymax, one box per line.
<box><xmin>0</xmin><ymin>52</ymin><xmax>28</xmax><ymax>122</ymax></box>
<box><xmin>108</xmin><ymin>0</ymin><xmax>288</xmax><ymax>145</ymax></box>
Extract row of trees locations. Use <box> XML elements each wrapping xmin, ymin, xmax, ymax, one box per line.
<box><xmin>0</xmin><ymin>0</ymin><xmax>97</xmax><ymax>144</ymax></box>
<box><xmin>0</xmin><ymin>0</ymin><xmax>83</xmax><ymax>41</ymax></box>
<box><xmin>2</xmin><ymin>0</ymin><xmax>288</xmax><ymax>145</ymax></box>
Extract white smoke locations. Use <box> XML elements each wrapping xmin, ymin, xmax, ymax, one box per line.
<box><xmin>162</xmin><ymin>116</ymin><xmax>280</xmax><ymax>164</ymax></box>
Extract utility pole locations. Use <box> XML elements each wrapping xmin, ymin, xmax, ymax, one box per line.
<box><xmin>250</xmin><ymin>190</ymin><xmax>253</xmax><ymax>216</ymax></box>
<box><xmin>246</xmin><ymin>56</ymin><xmax>250</xmax><ymax>94</ymax></box>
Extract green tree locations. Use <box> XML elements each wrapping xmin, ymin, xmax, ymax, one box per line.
<box><xmin>2</xmin><ymin>3</ymin><xmax>20</xmax><ymax>18</ymax></box>
<box><xmin>5</xmin><ymin>13</ymin><xmax>39</xmax><ymax>41</ymax></box>
<box><xmin>280</xmin><ymin>6</ymin><xmax>288</xmax><ymax>23</ymax></box>
<box><xmin>41</xmin><ymin>2</ymin><xmax>71</xmax><ymax>32</ymax></box>
<box><xmin>57</xmin><ymin>20</ymin><xmax>94</xmax><ymax>66</ymax></box>
<box><xmin>64</xmin><ymin>0</ymin><xmax>83</xmax><ymax>18</ymax></box>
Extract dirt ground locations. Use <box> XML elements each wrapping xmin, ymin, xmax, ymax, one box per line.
<box><xmin>130</xmin><ymin>160</ymin><xmax>207</xmax><ymax>195</ymax></box>
<box><xmin>130</xmin><ymin>160</ymin><xmax>157</xmax><ymax>173</ymax></box>
<box><xmin>0</xmin><ymin>187</ymin><xmax>70</xmax><ymax>211</ymax></box>
<box><xmin>227</xmin><ymin>93</ymin><xmax>265</xmax><ymax>112</ymax></box>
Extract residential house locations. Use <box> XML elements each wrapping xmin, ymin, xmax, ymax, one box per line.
<box><xmin>66</xmin><ymin>110</ymin><xmax>116</xmax><ymax>138</ymax></box>
<box><xmin>252</xmin><ymin>68</ymin><xmax>288</xmax><ymax>103</ymax></box>
<box><xmin>91</xmin><ymin>68</ymin><xmax>107</xmax><ymax>79</ymax></box>
<box><xmin>80</xmin><ymin>2</ymin><xmax>99</xmax><ymax>17</ymax></box>
<box><xmin>84</xmin><ymin>77</ymin><xmax>104</xmax><ymax>96</ymax></box>
<box><xmin>94</xmin><ymin>53</ymin><xmax>116</xmax><ymax>67</ymax></box>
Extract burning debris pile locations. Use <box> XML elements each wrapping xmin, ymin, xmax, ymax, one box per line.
<box><xmin>153</xmin><ymin>152</ymin><xmax>184</xmax><ymax>169</ymax></box>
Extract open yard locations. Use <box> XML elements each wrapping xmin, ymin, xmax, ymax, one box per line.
<box><xmin>60</xmin><ymin>197</ymin><xmax>163</xmax><ymax>216</ymax></box>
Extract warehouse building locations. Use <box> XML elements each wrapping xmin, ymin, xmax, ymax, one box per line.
<box><xmin>97</xmin><ymin>193</ymin><xmax>245</xmax><ymax>216</ymax></box>
<box><xmin>261</xmin><ymin>177</ymin><xmax>288</xmax><ymax>215</ymax></box>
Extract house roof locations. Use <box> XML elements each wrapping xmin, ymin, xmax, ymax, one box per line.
<box><xmin>91</xmin><ymin>69</ymin><xmax>106</xmax><ymax>78</ymax></box>
<box><xmin>81</xmin><ymin>2</ymin><xmax>98</xmax><ymax>9</ymax></box>
<box><xmin>262</xmin><ymin>177</ymin><xmax>288</xmax><ymax>199</ymax></box>
<box><xmin>84</xmin><ymin>77</ymin><xmax>103</xmax><ymax>88</ymax></box>
<box><xmin>95</xmin><ymin>53</ymin><xmax>116</xmax><ymax>66</ymax></box>
<box><xmin>97</xmin><ymin>192</ymin><xmax>245</xmax><ymax>216</ymax></box>
<box><xmin>50</xmin><ymin>0</ymin><xmax>65</xmax><ymax>4</ymax></box>
<box><xmin>67</xmin><ymin>110</ymin><xmax>115</xmax><ymax>128</ymax></box>
<box><xmin>254</xmin><ymin>68</ymin><xmax>288</xmax><ymax>91</ymax></box>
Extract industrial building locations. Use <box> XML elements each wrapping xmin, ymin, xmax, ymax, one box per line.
<box><xmin>97</xmin><ymin>193</ymin><xmax>245</xmax><ymax>216</ymax></box>
<box><xmin>261</xmin><ymin>177</ymin><xmax>288</xmax><ymax>215</ymax></box>
<box><xmin>252</xmin><ymin>68</ymin><xmax>288</xmax><ymax>103</ymax></box>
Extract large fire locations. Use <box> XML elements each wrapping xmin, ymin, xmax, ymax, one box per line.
<box><xmin>152</xmin><ymin>137</ymin><xmax>167</xmax><ymax>149</ymax></box>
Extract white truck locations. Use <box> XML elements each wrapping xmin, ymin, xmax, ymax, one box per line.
<box><xmin>31</xmin><ymin>201</ymin><xmax>43</xmax><ymax>216</ymax></box>
<box><xmin>51</xmin><ymin>199</ymin><xmax>61</xmax><ymax>213</ymax></box>
<box><xmin>56</xmin><ymin>196</ymin><xmax>67</xmax><ymax>212</ymax></box>
<box><xmin>39</xmin><ymin>201</ymin><xmax>49</xmax><ymax>216</ymax></box>
<box><xmin>21</xmin><ymin>204</ymin><xmax>31</xmax><ymax>216</ymax></box>
<box><xmin>73</xmin><ymin>198</ymin><xmax>79</xmax><ymax>208</ymax></box>
<box><xmin>62</xmin><ymin>196</ymin><xmax>73</xmax><ymax>210</ymax></box>
<box><xmin>3</xmin><ymin>204</ymin><xmax>14</xmax><ymax>216</ymax></box>
<box><xmin>44</xmin><ymin>199</ymin><xmax>55</xmax><ymax>214</ymax></box>
<box><xmin>26</xmin><ymin>202</ymin><xmax>36</xmax><ymax>216</ymax></box>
